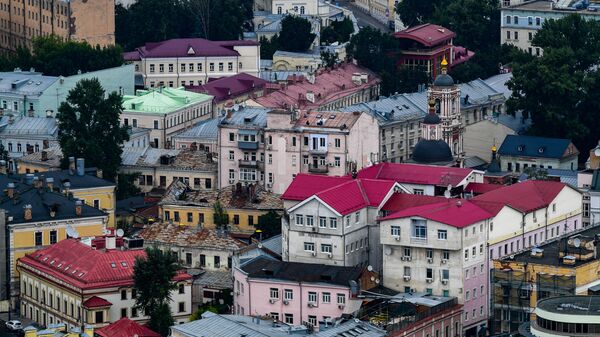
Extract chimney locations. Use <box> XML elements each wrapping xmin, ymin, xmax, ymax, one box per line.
<box><xmin>42</xmin><ymin>139</ymin><xmax>49</xmax><ymax>149</ymax></box>
<box><xmin>63</xmin><ymin>181</ymin><xmax>71</xmax><ymax>197</ymax></box>
<box><xmin>46</xmin><ymin>177</ymin><xmax>54</xmax><ymax>191</ymax></box>
<box><xmin>41</xmin><ymin>150</ymin><xmax>48</xmax><ymax>161</ymax></box>
<box><xmin>76</xmin><ymin>158</ymin><xmax>85</xmax><ymax>176</ymax></box>
<box><xmin>0</xmin><ymin>160</ymin><xmax>6</xmax><ymax>175</ymax></box>
<box><xmin>96</xmin><ymin>169</ymin><xmax>103</xmax><ymax>179</ymax></box>
<box><xmin>68</xmin><ymin>157</ymin><xmax>76</xmax><ymax>175</ymax></box>
<box><xmin>24</xmin><ymin>173</ymin><xmax>34</xmax><ymax>185</ymax></box>
<box><xmin>105</xmin><ymin>235</ymin><xmax>116</xmax><ymax>250</ymax></box>
<box><xmin>32</xmin><ymin>176</ymin><xmax>42</xmax><ymax>189</ymax></box>
<box><xmin>28</xmin><ymin>109</ymin><xmax>34</xmax><ymax>117</ymax></box>
<box><xmin>24</xmin><ymin>204</ymin><xmax>32</xmax><ymax>221</ymax></box>
<box><xmin>7</xmin><ymin>182</ymin><xmax>14</xmax><ymax>198</ymax></box>
<box><xmin>75</xmin><ymin>200</ymin><xmax>83</xmax><ymax>216</ymax></box>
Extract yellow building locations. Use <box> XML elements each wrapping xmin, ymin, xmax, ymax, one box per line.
<box><xmin>491</xmin><ymin>224</ymin><xmax>600</xmax><ymax>335</ymax></box>
<box><xmin>159</xmin><ymin>180</ymin><xmax>283</xmax><ymax>234</ymax></box>
<box><xmin>0</xmin><ymin>175</ymin><xmax>107</xmax><ymax>309</ymax></box>
<box><xmin>24</xmin><ymin>324</ymin><xmax>94</xmax><ymax>337</ymax></box>
<box><xmin>16</xmin><ymin>146</ymin><xmax>62</xmax><ymax>174</ymax></box>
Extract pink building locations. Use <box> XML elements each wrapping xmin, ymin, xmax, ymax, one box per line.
<box><xmin>233</xmin><ymin>256</ymin><xmax>377</xmax><ymax>330</ymax></box>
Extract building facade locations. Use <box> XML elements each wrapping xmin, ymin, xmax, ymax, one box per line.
<box><xmin>0</xmin><ymin>0</ymin><xmax>115</xmax><ymax>52</ymax></box>
<box><xmin>121</xmin><ymin>87</ymin><xmax>213</xmax><ymax>149</ymax></box>
<box><xmin>17</xmin><ymin>238</ymin><xmax>192</xmax><ymax>329</ymax></box>
<box><xmin>531</xmin><ymin>296</ymin><xmax>600</xmax><ymax>337</ymax></box>
<box><xmin>124</xmin><ymin>39</ymin><xmax>260</xmax><ymax>88</ymax></box>
<box><xmin>497</xmin><ymin>135</ymin><xmax>580</xmax><ymax>172</ymax></box>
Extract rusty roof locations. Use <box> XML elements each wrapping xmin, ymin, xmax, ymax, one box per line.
<box><xmin>294</xmin><ymin>110</ymin><xmax>361</xmax><ymax>130</ymax></box>
<box><xmin>139</xmin><ymin>222</ymin><xmax>247</xmax><ymax>251</ymax></box>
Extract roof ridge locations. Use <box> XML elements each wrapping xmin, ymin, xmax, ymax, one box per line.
<box><xmin>356</xmin><ymin>180</ymin><xmax>370</xmax><ymax>205</ymax></box>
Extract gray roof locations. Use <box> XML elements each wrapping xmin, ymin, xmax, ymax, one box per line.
<box><xmin>128</xmin><ymin>126</ymin><xmax>151</xmax><ymax>138</ymax></box>
<box><xmin>0</xmin><ymin>71</ymin><xmax>58</xmax><ymax>96</ymax></box>
<box><xmin>518</xmin><ymin>168</ymin><xmax>578</xmax><ymax>187</ymax></box>
<box><xmin>260</xmin><ymin>234</ymin><xmax>282</xmax><ymax>257</ymax></box>
<box><xmin>121</xmin><ymin>146</ymin><xmax>180</xmax><ymax>166</ymax></box>
<box><xmin>173</xmin><ymin>118</ymin><xmax>219</xmax><ymax>141</ymax></box>
<box><xmin>260</xmin><ymin>71</ymin><xmax>308</xmax><ymax>82</ymax></box>
<box><xmin>496</xmin><ymin>111</ymin><xmax>531</xmax><ymax>133</ymax></box>
<box><xmin>273</xmin><ymin>51</ymin><xmax>322</xmax><ymax>59</ymax></box>
<box><xmin>314</xmin><ymin>320</ymin><xmax>386</xmax><ymax>337</ymax></box>
<box><xmin>219</xmin><ymin>107</ymin><xmax>270</xmax><ymax>128</ymax></box>
<box><xmin>0</xmin><ymin>116</ymin><xmax>58</xmax><ymax>137</ymax></box>
<box><xmin>170</xmin><ymin>312</ymin><xmax>304</xmax><ymax>337</ymax></box>
<box><xmin>27</xmin><ymin>169</ymin><xmax>115</xmax><ymax>189</ymax></box>
<box><xmin>483</xmin><ymin>72</ymin><xmax>512</xmax><ymax>99</ymax></box>
<box><xmin>193</xmin><ymin>270</ymin><xmax>233</xmax><ymax>289</ymax></box>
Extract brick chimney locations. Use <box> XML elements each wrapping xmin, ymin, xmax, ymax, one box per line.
<box><xmin>7</xmin><ymin>182</ymin><xmax>14</xmax><ymax>198</ymax></box>
<box><xmin>68</xmin><ymin>157</ymin><xmax>76</xmax><ymax>175</ymax></box>
<box><xmin>41</xmin><ymin>151</ymin><xmax>48</xmax><ymax>162</ymax></box>
<box><xmin>24</xmin><ymin>204</ymin><xmax>32</xmax><ymax>221</ymax></box>
<box><xmin>46</xmin><ymin>177</ymin><xmax>54</xmax><ymax>191</ymax></box>
<box><xmin>75</xmin><ymin>200</ymin><xmax>83</xmax><ymax>217</ymax></box>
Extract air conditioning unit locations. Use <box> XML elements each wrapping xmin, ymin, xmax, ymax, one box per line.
<box><xmin>267</xmin><ymin>183</ymin><xmax>273</xmax><ymax>188</ymax></box>
<box><xmin>308</xmin><ymin>302</ymin><xmax>316</xmax><ymax>308</ymax></box>
<box><xmin>403</xmin><ymin>275</ymin><xmax>411</xmax><ymax>281</ymax></box>
<box><xmin>311</xmin><ymin>251</ymin><xmax>316</xmax><ymax>256</ymax></box>
<box><xmin>458</xmin><ymin>288</ymin><xmax>463</xmax><ymax>294</ymax></box>
<box><xmin>235</xmin><ymin>290</ymin><xmax>240</xmax><ymax>295</ymax></box>
<box><xmin>427</xmin><ymin>258</ymin><xmax>433</xmax><ymax>264</ymax></box>
<box><xmin>442</xmin><ymin>279</ymin><xmax>448</xmax><ymax>285</ymax></box>
<box><xmin>400</xmin><ymin>256</ymin><xmax>406</xmax><ymax>261</ymax></box>
<box><xmin>394</xmin><ymin>236</ymin><xmax>401</xmax><ymax>241</ymax></box>
<box><xmin>327</xmin><ymin>252</ymin><xmax>332</xmax><ymax>259</ymax></box>
<box><xmin>426</xmin><ymin>278</ymin><xmax>433</xmax><ymax>283</ymax></box>
<box><xmin>406</xmin><ymin>256</ymin><xmax>412</xmax><ymax>262</ymax></box>
<box><xmin>266</xmin><ymin>145</ymin><xmax>272</xmax><ymax>150</ymax></box>
<box><xmin>283</xmin><ymin>300</ymin><xmax>289</xmax><ymax>305</ymax></box>
<box><xmin>441</xmin><ymin>259</ymin><xmax>448</xmax><ymax>264</ymax></box>
<box><xmin>338</xmin><ymin>304</ymin><xmax>345</xmax><ymax>309</ymax></box>
<box><xmin>228</xmin><ymin>179</ymin><xmax>235</xmax><ymax>184</ymax></box>
<box><xmin>269</xmin><ymin>298</ymin><xmax>277</xmax><ymax>304</ymax></box>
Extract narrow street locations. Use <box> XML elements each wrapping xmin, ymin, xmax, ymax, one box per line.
<box><xmin>346</xmin><ymin>3</ymin><xmax>392</xmax><ymax>32</ymax></box>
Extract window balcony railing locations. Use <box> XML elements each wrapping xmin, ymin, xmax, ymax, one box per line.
<box><xmin>410</xmin><ymin>236</ymin><xmax>427</xmax><ymax>244</ymax></box>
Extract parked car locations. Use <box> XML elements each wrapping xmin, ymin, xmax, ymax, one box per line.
<box><xmin>5</xmin><ymin>320</ymin><xmax>22</xmax><ymax>331</ymax></box>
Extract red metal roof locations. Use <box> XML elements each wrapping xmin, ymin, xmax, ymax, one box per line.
<box><xmin>96</xmin><ymin>318</ymin><xmax>161</xmax><ymax>337</ymax></box>
<box><xmin>281</xmin><ymin>174</ymin><xmax>352</xmax><ymax>201</ymax></box>
<box><xmin>380</xmin><ymin>193</ymin><xmax>448</xmax><ymax>212</ymax></box>
<box><xmin>124</xmin><ymin>38</ymin><xmax>258</xmax><ymax>60</ymax></box>
<box><xmin>394</xmin><ymin>24</ymin><xmax>456</xmax><ymax>47</ymax></box>
<box><xmin>82</xmin><ymin>296</ymin><xmax>112</xmax><ymax>308</ymax></box>
<box><xmin>17</xmin><ymin>239</ymin><xmax>191</xmax><ymax>290</ymax></box>
<box><xmin>187</xmin><ymin>73</ymin><xmax>268</xmax><ymax>102</ymax></box>
<box><xmin>382</xmin><ymin>199</ymin><xmax>493</xmax><ymax>228</ymax></box>
<box><xmin>357</xmin><ymin>163</ymin><xmax>474</xmax><ymax>187</ymax></box>
<box><xmin>464</xmin><ymin>182</ymin><xmax>504</xmax><ymax>195</ymax></box>
<box><xmin>316</xmin><ymin>179</ymin><xmax>396</xmax><ymax>215</ymax></box>
<box><xmin>472</xmin><ymin>180</ymin><xmax>567</xmax><ymax>214</ymax></box>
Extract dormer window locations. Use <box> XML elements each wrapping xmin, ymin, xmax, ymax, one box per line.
<box><xmin>538</xmin><ymin>147</ymin><xmax>545</xmax><ymax>154</ymax></box>
<box><xmin>517</xmin><ymin>145</ymin><xmax>524</xmax><ymax>152</ymax></box>
<box><xmin>187</xmin><ymin>46</ymin><xmax>195</xmax><ymax>55</ymax></box>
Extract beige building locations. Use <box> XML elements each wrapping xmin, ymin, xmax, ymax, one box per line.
<box><xmin>120</xmin><ymin>147</ymin><xmax>217</xmax><ymax>192</ymax></box>
<box><xmin>353</xmin><ymin>0</ymin><xmax>395</xmax><ymax>27</ymax></box>
<box><xmin>0</xmin><ymin>0</ymin><xmax>115</xmax><ymax>52</ymax></box>
<box><xmin>272</xmin><ymin>51</ymin><xmax>322</xmax><ymax>72</ymax></box>
<box><xmin>124</xmin><ymin>38</ymin><xmax>260</xmax><ymax>88</ymax></box>
<box><xmin>218</xmin><ymin>107</ymin><xmax>380</xmax><ymax>194</ymax></box>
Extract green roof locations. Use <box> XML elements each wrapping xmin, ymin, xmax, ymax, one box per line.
<box><xmin>122</xmin><ymin>87</ymin><xmax>212</xmax><ymax>114</ymax></box>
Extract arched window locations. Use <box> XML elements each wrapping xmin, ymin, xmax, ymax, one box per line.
<box><xmin>300</xmin><ymin>6</ymin><xmax>305</xmax><ymax>14</ymax></box>
<box><xmin>277</xmin><ymin>6</ymin><xmax>282</xmax><ymax>14</ymax></box>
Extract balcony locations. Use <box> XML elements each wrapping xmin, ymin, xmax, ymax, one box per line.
<box><xmin>238</xmin><ymin>141</ymin><xmax>259</xmax><ymax>150</ymax></box>
<box><xmin>308</xmin><ymin>164</ymin><xmax>329</xmax><ymax>174</ymax></box>
<box><xmin>238</xmin><ymin>159</ymin><xmax>264</xmax><ymax>170</ymax></box>
<box><xmin>410</xmin><ymin>236</ymin><xmax>428</xmax><ymax>245</ymax></box>
<box><xmin>308</xmin><ymin>147</ymin><xmax>328</xmax><ymax>155</ymax></box>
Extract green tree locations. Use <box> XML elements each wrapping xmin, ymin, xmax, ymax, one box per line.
<box><xmin>213</xmin><ymin>201</ymin><xmax>229</xmax><ymax>229</ymax></box>
<box><xmin>133</xmin><ymin>247</ymin><xmax>180</xmax><ymax>336</ymax></box>
<box><xmin>0</xmin><ymin>143</ymin><xmax>8</xmax><ymax>162</ymax></box>
<box><xmin>57</xmin><ymin>79</ymin><xmax>129</xmax><ymax>181</ymax></box>
<box><xmin>278</xmin><ymin>15</ymin><xmax>316</xmax><ymax>52</ymax></box>
<box><xmin>256</xmin><ymin>210</ymin><xmax>282</xmax><ymax>238</ymax></box>
<box><xmin>116</xmin><ymin>172</ymin><xmax>142</xmax><ymax>200</ymax></box>
<box><xmin>381</xmin><ymin>65</ymin><xmax>429</xmax><ymax>95</ymax></box>
<box><xmin>321</xmin><ymin>50</ymin><xmax>339</xmax><ymax>68</ymax></box>
<box><xmin>507</xmin><ymin>14</ymin><xmax>600</xmax><ymax>157</ymax></box>
<box><xmin>523</xmin><ymin>167</ymin><xmax>549</xmax><ymax>180</ymax></box>
<box><xmin>396</xmin><ymin>0</ymin><xmax>447</xmax><ymax>27</ymax></box>
<box><xmin>347</xmin><ymin>27</ymin><xmax>399</xmax><ymax>73</ymax></box>
<box><xmin>321</xmin><ymin>17</ymin><xmax>355</xmax><ymax>44</ymax></box>
<box><xmin>260</xmin><ymin>35</ymin><xmax>280</xmax><ymax>60</ymax></box>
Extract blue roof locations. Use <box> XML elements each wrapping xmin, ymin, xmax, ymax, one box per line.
<box><xmin>518</xmin><ymin>168</ymin><xmax>578</xmax><ymax>187</ymax></box>
<box><xmin>498</xmin><ymin>135</ymin><xmax>575</xmax><ymax>159</ymax></box>
<box><xmin>0</xmin><ymin>71</ymin><xmax>58</xmax><ymax>97</ymax></box>
<box><xmin>174</xmin><ymin>118</ymin><xmax>219</xmax><ymax>140</ymax></box>
<box><xmin>220</xmin><ymin>107</ymin><xmax>270</xmax><ymax>128</ymax></box>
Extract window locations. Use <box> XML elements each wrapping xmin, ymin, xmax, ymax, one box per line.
<box><xmin>178</xmin><ymin>302</ymin><xmax>185</xmax><ymax>313</ymax></box>
<box><xmin>179</xmin><ymin>283</ymin><xmax>185</xmax><ymax>294</ymax></box>
<box><xmin>321</xmin><ymin>244</ymin><xmax>332</xmax><ymax>254</ymax></box>
<box><xmin>95</xmin><ymin>311</ymin><xmax>104</xmax><ymax>323</ymax></box>
<box><xmin>442</xmin><ymin>269</ymin><xmax>449</xmax><ymax>281</ymax></box>
<box><xmin>296</xmin><ymin>214</ymin><xmax>304</xmax><ymax>225</ymax></box>
<box><xmin>306</xmin><ymin>215</ymin><xmax>314</xmax><ymax>227</ymax></box>
<box><xmin>304</xmin><ymin>242</ymin><xmax>315</xmax><ymax>252</ymax></box>
<box><xmin>200</xmin><ymin>255</ymin><xmax>206</xmax><ymax>267</ymax></box>
<box><xmin>442</xmin><ymin>250</ymin><xmax>449</xmax><ymax>260</ymax></box>
<box><xmin>528</xmin><ymin>16</ymin><xmax>533</xmax><ymax>25</ymax></box>
<box><xmin>334</xmin><ymin>157</ymin><xmax>341</xmax><ymax>167</ymax></box>
<box><xmin>284</xmin><ymin>289</ymin><xmax>293</xmax><ymax>300</ymax></box>
<box><xmin>414</xmin><ymin>189</ymin><xmax>424</xmax><ymax>195</ymax></box>
<box><xmin>121</xmin><ymin>308</ymin><xmax>127</xmax><ymax>318</ymax></box>
<box><xmin>277</xmin><ymin>6</ymin><xmax>282</xmax><ymax>14</ymax></box>
<box><xmin>49</xmin><ymin>230</ymin><xmax>57</xmax><ymax>244</ymax></box>
<box><xmin>329</xmin><ymin>218</ymin><xmax>337</xmax><ymax>229</ymax></box>
<box><xmin>426</xmin><ymin>268</ymin><xmax>433</xmax><ymax>280</ymax></box>
<box><xmin>536</xmin><ymin>17</ymin><xmax>541</xmax><ymax>25</ymax></box>
<box><xmin>403</xmin><ymin>266</ymin><xmax>411</xmax><ymax>277</ymax></box>
<box><xmin>426</xmin><ymin>249</ymin><xmax>433</xmax><ymax>259</ymax></box>
<box><xmin>322</xmin><ymin>292</ymin><xmax>331</xmax><ymax>303</ymax></box>
<box><xmin>228</xmin><ymin>62</ymin><xmax>233</xmax><ymax>71</ymax></box>
<box><xmin>513</xmin><ymin>16</ymin><xmax>518</xmax><ymax>24</ymax></box>
<box><xmin>514</xmin><ymin>31</ymin><xmax>519</xmax><ymax>40</ymax></box>
<box><xmin>270</xmin><ymin>288</ymin><xmax>279</xmax><ymax>299</ymax></box>
<box><xmin>355</xmin><ymin>212</ymin><xmax>360</xmax><ymax>223</ymax></box>
<box><xmin>149</xmin><ymin>64</ymin><xmax>155</xmax><ymax>73</ymax></box>
<box><xmin>233</xmin><ymin>214</ymin><xmax>240</xmax><ymax>225</ymax></box>
<box><xmin>391</xmin><ymin>226</ymin><xmax>401</xmax><ymax>236</ymax></box>
<box><xmin>121</xmin><ymin>289</ymin><xmax>127</xmax><ymax>300</ymax></box>
<box><xmin>506</xmin><ymin>16</ymin><xmax>511</xmax><ymax>24</ymax></box>
<box><xmin>437</xmin><ymin>229</ymin><xmax>447</xmax><ymax>240</ymax></box>
<box><xmin>209</xmin><ymin>63</ymin><xmax>215</xmax><ymax>71</ymax></box>
<box><xmin>308</xmin><ymin>292</ymin><xmax>317</xmax><ymax>303</ymax></box>
<box><xmin>319</xmin><ymin>217</ymin><xmax>327</xmax><ymax>228</ymax></box>
<box><xmin>466</xmin><ymin>291</ymin><xmax>470</xmax><ymax>301</ymax></box>
<box><xmin>35</xmin><ymin>232</ymin><xmax>42</xmax><ymax>246</ymax></box>
<box><xmin>464</xmin><ymin>249</ymin><xmax>469</xmax><ymax>260</ymax></box>
<box><xmin>159</xmin><ymin>64</ymin><xmax>164</xmax><ymax>73</ymax></box>
<box><xmin>214</xmin><ymin>256</ymin><xmax>221</xmax><ymax>268</ymax></box>
<box><xmin>308</xmin><ymin>315</ymin><xmax>317</xmax><ymax>326</ymax></box>
<box><xmin>337</xmin><ymin>293</ymin><xmax>346</xmax><ymax>304</ymax></box>
<box><xmin>284</xmin><ymin>313</ymin><xmax>293</xmax><ymax>324</ymax></box>
<box><xmin>411</xmin><ymin>219</ymin><xmax>427</xmax><ymax>239</ymax></box>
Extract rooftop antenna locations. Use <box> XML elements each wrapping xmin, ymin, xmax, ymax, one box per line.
<box><xmin>116</xmin><ymin>228</ymin><xmax>125</xmax><ymax>237</ymax></box>
<box><xmin>444</xmin><ymin>184</ymin><xmax>452</xmax><ymax>199</ymax></box>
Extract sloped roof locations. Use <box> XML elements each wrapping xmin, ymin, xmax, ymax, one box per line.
<box><xmin>122</xmin><ymin>87</ymin><xmax>212</xmax><ymax>114</ymax></box>
<box><xmin>380</xmin><ymin>193</ymin><xmax>447</xmax><ymax>212</ymax></box>
<box><xmin>17</xmin><ymin>239</ymin><xmax>191</xmax><ymax>290</ymax></box>
<box><xmin>464</xmin><ymin>182</ymin><xmax>504</xmax><ymax>194</ymax></box>
<box><xmin>281</xmin><ymin>173</ymin><xmax>352</xmax><ymax>201</ymax></box>
<box><xmin>315</xmin><ymin>179</ymin><xmax>395</xmax><ymax>215</ymax></box>
<box><xmin>82</xmin><ymin>296</ymin><xmax>112</xmax><ymax>308</ymax></box>
<box><xmin>124</xmin><ymin>38</ymin><xmax>258</xmax><ymax>60</ymax></box>
<box><xmin>170</xmin><ymin>312</ymin><xmax>294</xmax><ymax>337</ymax></box>
<box><xmin>472</xmin><ymin>180</ymin><xmax>568</xmax><ymax>214</ymax></box>
<box><xmin>187</xmin><ymin>73</ymin><xmax>268</xmax><ymax>102</ymax></box>
<box><xmin>357</xmin><ymin>162</ymin><xmax>474</xmax><ymax>187</ymax></box>
<box><xmin>172</xmin><ymin>118</ymin><xmax>220</xmax><ymax>141</ymax></box>
<box><xmin>394</xmin><ymin>24</ymin><xmax>456</xmax><ymax>47</ymax></box>
<box><xmin>140</xmin><ymin>223</ymin><xmax>247</xmax><ymax>251</ymax></box>
<box><xmin>498</xmin><ymin>135</ymin><xmax>578</xmax><ymax>159</ymax></box>
<box><xmin>381</xmin><ymin>199</ymin><xmax>492</xmax><ymax>228</ymax></box>
<box><xmin>96</xmin><ymin>317</ymin><xmax>160</xmax><ymax>337</ymax></box>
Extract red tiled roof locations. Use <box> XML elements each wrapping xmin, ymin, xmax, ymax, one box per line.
<box><xmin>316</xmin><ymin>179</ymin><xmax>396</xmax><ymax>215</ymax></box>
<box><xmin>281</xmin><ymin>174</ymin><xmax>352</xmax><ymax>201</ymax></box>
<box><xmin>464</xmin><ymin>182</ymin><xmax>504</xmax><ymax>195</ymax></box>
<box><xmin>381</xmin><ymin>199</ymin><xmax>492</xmax><ymax>228</ymax></box>
<box><xmin>124</xmin><ymin>38</ymin><xmax>258</xmax><ymax>60</ymax></box>
<box><xmin>254</xmin><ymin>63</ymin><xmax>380</xmax><ymax>110</ymax></box>
<box><xmin>96</xmin><ymin>318</ymin><xmax>161</xmax><ymax>337</ymax></box>
<box><xmin>17</xmin><ymin>239</ymin><xmax>191</xmax><ymax>290</ymax></box>
<box><xmin>472</xmin><ymin>180</ymin><xmax>567</xmax><ymax>214</ymax></box>
<box><xmin>357</xmin><ymin>163</ymin><xmax>474</xmax><ymax>187</ymax></box>
<box><xmin>187</xmin><ymin>73</ymin><xmax>268</xmax><ymax>102</ymax></box>
<box><xmin>380</xmin><ymin>193</ymin><xmax>448</xmax><ymax>212</ymax></box>
<box><xmin>393</xmin><ymin>24</ymin><xmax>456</xmax><ymax>47</ymax></box>
<box><xmin>82</xmin><ymin>296</ymin><xmax>112</xmax><ymax>308</ymax></box>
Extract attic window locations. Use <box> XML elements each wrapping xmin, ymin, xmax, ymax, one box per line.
<box><xmin>57</xmin><ymin>263</ymin><xmax>62</xmax><ymax>268</ymax></box>
<box><xmin>187</xmin><ymin>46</ymin><xmax>195</xmax><ymax>55</ymax></box>
<box><xmin>517</xmin><ymin>145</ymin><xmax>524</xmax><ymax>152</ymax></box>
<box><xmin>320</xmin><ymin>274</ymin><xmax>332</xmax><ymax>281</ymax></box>
<box><xmin>72</xmin><ymin>270</ymin><xmax>77</xmax><ymax>274</ymax></box>
<box><xmin>329</xmin><ymin>115</ymin><xmax>336</xmax><ymax>119</ymax></box>
<box><xmin>50</xmin><ymin>260</ymin><xmax>55</xmax><ymax>265</ymax></box>
<box><xmin>262</xmin><ymin>268</ymin><xmax>274</xmax><ymax>276</ymax></box>
<box><xmin>121</xmin><ymin>262</ymin><xmax>128</xmax><ymax>267</ymax></box>
<box><xmin>78</xmin><ymin>272</ymin><xmax>85</xmax><ymax>277</ymax></box>
<box><xmin>538</xmin><ymin>147</ymin><xmax>545</xmax><ymax>154</ymax></box>
<box><xmin>64</xmin><ymin>266</ymin><xmax>69</xmax><ymax>271</ymax></box>
<box><xmin>111</xmin><ymin>263</ymin><xmax>117</xmax><ymax>268</ymax></box>
<box><xmin>43</xmin><ymin>257</ymin><xmax>48</xmax><ymax>261</ymax></box>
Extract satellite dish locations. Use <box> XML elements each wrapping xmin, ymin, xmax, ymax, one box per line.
<box><xmin>444</xmin><ymin>189</ymin><xmax>451</xmax><ymax>199</ymax></box>
<box><xmin>66</xmin><ymin>225</ymin><xmax>76</xmax><ymax>238</ymax></box>
<box><xmin>595</xmin><ymin>147</ymin><xmax>600</xmax><ymax>157</ymax></box>
<box><xmin>375</xmin><ymin>278</ymin><xmax>380</xmax><ymax>284</ymax></box>
<box><xmin>367</xmin><ymin>265</ymin><xmax>373</xmax><ymax>272</ymax></box>
<box><xmin>573</xmin><ymin>238</ymin><xmax>581</xmax><ymax>248</ymax></box>
<box><xmin>116</xmin><ymin>229</ymin><xmax>125</xmax><ymax>237</ymax></box>
<box><xmin>257</xmin><ymin>243</ymin><xmax>263</xmax><ymax>249</ymax></box>
<box><xmin>384</xmin><ymin>246</ymin><xmax>392</xmax><ymax>256</ymax></box>
<box><xmin>370</xmin><ymin>276</ymin><xmax>375</xmax><ymax>282</ymax></box>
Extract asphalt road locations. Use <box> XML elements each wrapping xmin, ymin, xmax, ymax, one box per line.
<box><xmin>0</xmin><ymin>320</ymin><xmax>23</xmax><ymax>337</ymax></box>
<box><xmin>346</xmin><ymin>3</ymin><xmax>392</xmax><ymax>32</ymax></box>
